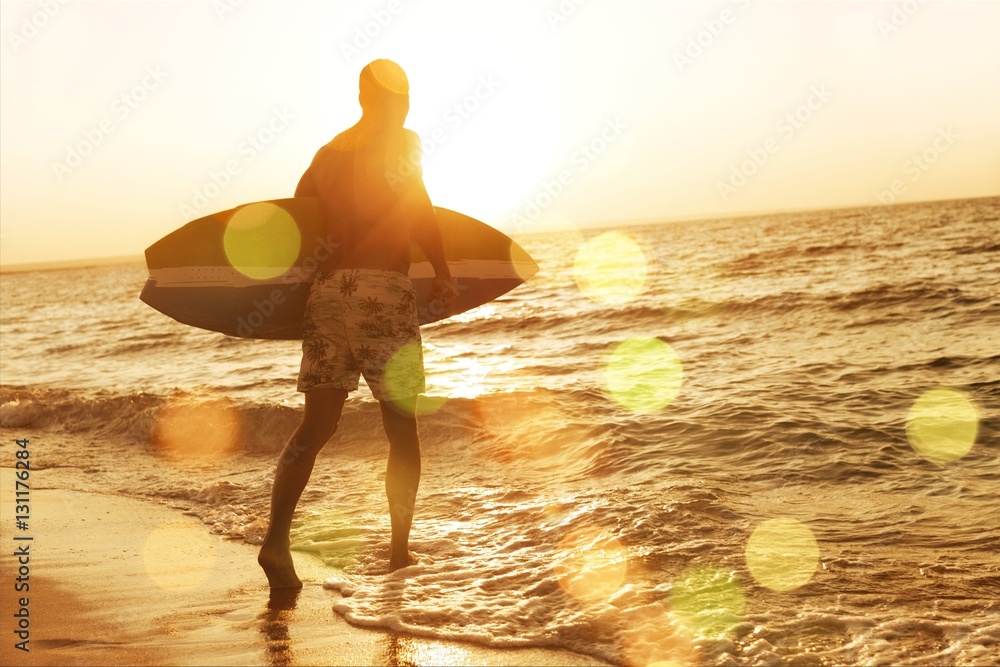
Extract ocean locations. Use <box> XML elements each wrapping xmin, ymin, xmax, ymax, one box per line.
<box><xmin>2</xmin><ymin>196</ymin><xmax>998</xmax><ymax>666</ymax></box>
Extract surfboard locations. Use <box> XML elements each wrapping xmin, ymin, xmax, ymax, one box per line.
<box><xmin>139</xmin><ymin>197</ymin><xmax>537</xmax><ymax>340</ymax></box>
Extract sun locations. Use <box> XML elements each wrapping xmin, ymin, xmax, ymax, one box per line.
<box><xmin>368</xmin><ymin>26</ymin><xmax>571</xmax><ymax>227</ymax></box>
<box><xmin>409</xmin><ymin>67</ymin><xmax>566</xmax><ymax>225</ymax></box>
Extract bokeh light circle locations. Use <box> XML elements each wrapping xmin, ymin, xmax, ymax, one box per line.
<box><xmin>555</xmin><ymin>526</ymin><xmax>628</xmax><ymax>602</ymax></box>
<box><xmin>745</xmin><ymin>517</ymin><xmax>819</xmax><ymax>592</ymax></box>
<box><xmin>573</xmin><ymin>231</ymin><xmax>648</xmax><ymax>305</ymax></box>
<box><xmin>669</xmin><ymin>565</ymin><xmax>745</xmax><ymax>639</ymax></box>
<box><xmin>293</xmin><ymin>509</ymin><xmax>365</xmax><ymax>570</ymax></box>
<box><xmin>906</xmin><ymin>388</ymin><xmax>979</xmax><ymax>464</ymax></box>
<box><xmin>605</xmin><ymin>338</ymin><xmax>684</xmax><ymax>413</ymax></box>
<box><xmin>223</xmin><ymin>202</ymin><xmax>301</xmax><ymax>280</ymax></box>
<box><xmin>384</xmin><ymin>343</ymin><xmax>447</xmax><ymax>416</ymax></box>
<box><xmin>142</xmin><ymin>520</ymin><xmax>217</xmax><ymax>591</ymax></box>
<box><xmin>153</xmin><ymin>399</ymin><xmax>240</xmax><ymax>462</ymax></box>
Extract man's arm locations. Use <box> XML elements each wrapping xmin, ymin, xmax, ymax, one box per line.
<box><xmin>409</xmin><ymin>184</ymin><xmax>450</xmax><ymax>281</ymax></box>
<box><xmin>400</xmin><ymin>132</ymin><xmax>451</xmax><ymax>284</ymax></box>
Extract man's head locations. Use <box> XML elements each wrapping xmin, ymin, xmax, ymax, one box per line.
<box><xmin>359</xmin><ymin>59</ymin><xmax>409</xmax><ymax>126</ymax></box>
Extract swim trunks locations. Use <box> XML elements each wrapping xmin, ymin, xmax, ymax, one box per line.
<box><xmin>297</xmin><ymin>269</ymin><xmax>425</xmax><ymax>400</ymax></box>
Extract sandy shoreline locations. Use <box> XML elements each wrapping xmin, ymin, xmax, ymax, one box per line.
<box><xmin>0</xmin><ymin>466</ymin><xmax>608</xmax><ymax>666</ymax></box>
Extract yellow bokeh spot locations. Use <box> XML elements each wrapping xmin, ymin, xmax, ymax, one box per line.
<box><xmin>153</xmin><ymin>399</ymin><xmax>240</xmax><ymax>462</ymax></box>
<box><xmin>605</xmin><ymin>338</ymin><xmax>684</xmax><ymax>413</ymax></box>
<box><xmin>142</xmin><ymin>520</ymin><xmax>217</xmax><ymax>591</ymax></box>
<box><xmin>906</xmin><ymin>388</ymin><xmax>979</xmax><ymax>464</ymax></box>
<box><xmin>223</xmin><ymin>203</ymin><xmax>301</xmax><ymax>280</ymax></box>
<box><xmin>293</xmin><ymin>510</ymin><xmax>365</xmax><ymax>569</ymax></box>
<box><xmin>669</xmin><ymin>565</ymin><xmax>745</xmax><ymax>639</ymax></box>
<box><xmin>745</xmin><ymin>518</ymin><xmax>819</xmax><ymax>592</ymax></box>
<box><xmin>384</xmin><ymin>343</ymin><xmax>446</xmax><ymax>416</ymax></box>
<box><xmin>573</xmin><ymin>231</ymin><xmax>648</xmax><ymax>305</ymax></box>
<box><xmin>554</xmin><ymin>526</ymin><xmax>628</xmax><ymax>602</ymax></box>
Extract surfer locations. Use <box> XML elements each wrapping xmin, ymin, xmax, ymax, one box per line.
<box><xmin>258</xmin><ymin>60</ymin><xmax>456</xmax><ymax>588</ymax></box>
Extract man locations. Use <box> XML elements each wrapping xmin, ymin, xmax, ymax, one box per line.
<box><xmin>258</xmin><ymin>60</ymin><xmax>454</xmax><ymax>588</ymax></box>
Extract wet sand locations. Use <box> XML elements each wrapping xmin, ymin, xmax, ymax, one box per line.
<box><xmin>0</xmin><ymin>471</ymin><xmax>608</xmax><ymax>666</ymax></box>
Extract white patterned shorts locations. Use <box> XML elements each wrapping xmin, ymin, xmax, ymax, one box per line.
<box><xmin>297</xmin><ymin>269</ymin><xmax>425</xmax><ymax>401</ymax></box>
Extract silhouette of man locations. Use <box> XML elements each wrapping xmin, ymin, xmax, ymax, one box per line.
<box><xmin>258</xmin><ymin>60</ymin><xmax>454</xmax><ymax>588</ymax></box>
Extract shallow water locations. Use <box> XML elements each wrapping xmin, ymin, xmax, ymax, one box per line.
<box><xmin>2</xmin><ymin>196</ymin><xmax>998</xmax><ymax>665</ymax></box>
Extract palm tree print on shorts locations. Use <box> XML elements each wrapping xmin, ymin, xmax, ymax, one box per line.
<box><xmin>340</xmin><ymin>271</ymin><xmax>360</xmax><ymax>297</ymax></box>
<box><xmin>361</xmin><ymin>295</ymin><xmax>384</xmax><ymax>317</ymax></box>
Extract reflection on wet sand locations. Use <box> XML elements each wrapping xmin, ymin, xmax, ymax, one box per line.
<box><xmin>260</xmin><ymin>589</ymin><xmax>300</xmax><ymax>667</ymax></box>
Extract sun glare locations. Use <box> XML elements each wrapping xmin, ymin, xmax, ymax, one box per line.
<box><xmin>385</xmin><ymin>29</ymin><xmax>569</xmax><ymax>224</ymax></box>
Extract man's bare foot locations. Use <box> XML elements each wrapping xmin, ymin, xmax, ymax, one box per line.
<box><xmin>258</xmin><ymin>545</ymin><xmax>303</xmax><ymax>589</ymax></box>
<box><xmin>388</xmin><ymin>550</ymin><xmax>418</xmax><ymax>572</ymax></box>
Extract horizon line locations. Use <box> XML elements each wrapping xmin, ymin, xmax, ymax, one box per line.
<box><xmin>2</xmin><ymin>193</ymin><xmax>995</xmax><ymax>273</ymax></box>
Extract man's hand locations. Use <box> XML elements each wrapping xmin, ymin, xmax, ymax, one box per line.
<box><xmin>431</xmin><ymin>276</ymin><xmax>458</xmax><ymax>306</ymax></box>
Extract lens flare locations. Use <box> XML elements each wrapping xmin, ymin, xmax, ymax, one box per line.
<box><xmin>573</xmin><ymin>231</ymin><xmax>648</xmax><ymax>305</ymax></box>
<box><xmin>293</xmin><ymin>509</ymin><xmax>365</xmax><ymax>569</ymax></box>
<box><xmin>473</xmin><ymin>392</ymin><xmax>588</xmax><ymax>470</ymax></box>
<box><xmin>906</xmin><ymin>388</ymin><xmax>979</xmax><ymax>464</ymax></box>
<box><xmin>142</xmin><ymin>520</ymin><xmax>217</xmax><ymax>591</ymax></box>
<box><xmin>745</xmin><ymin>518</ymin><xmax>819</xmax><ymax>592</ymax></box>
<box><xmin>223</xmin><ymin>202</ymin><xmax>301</xmax><ymax>280</ymax></box>
<box><xmin>555</xmin><ymin>526</ymin><xmax>628</xmax><ymax>602</ymax></box>
<box><xmin>669</xmin><ymin>565</ymin><xmax>745</xmax><ymax>639</ymax></box>
<box><xmin>153</xmin><ymin>399</ymin><xmax>240</xmax><ymax>462</ymax></box>
<box><xmin>605</xmin><ymin>338</ymin><xmax>684</xmax><ymax>413</ymax></box>
<box><xmin>384</xmin><ymin>343</ymin><xmax>446</xmax><ymax>416</ymax></box>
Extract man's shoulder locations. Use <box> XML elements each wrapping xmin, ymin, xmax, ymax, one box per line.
<box><xmin>401</xmin><ymin>128</ymin><xmax>420</xmax><ymax>150</ymax></box>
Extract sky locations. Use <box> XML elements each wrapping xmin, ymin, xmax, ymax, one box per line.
<box><xmin>1</xmin><ymin>0</ymin><xmax>998</xmax><ymax>266</ymax></box>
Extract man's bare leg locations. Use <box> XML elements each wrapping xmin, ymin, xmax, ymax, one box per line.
<box><xmin>379</xmin><ymin>398</ymin><xmax>421</xmax><ymax>571</ymax></box>
<box><xmin>259</xmin><ymin>388</ymin><xmax>347</xmax><ymax>588</ymax></box>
